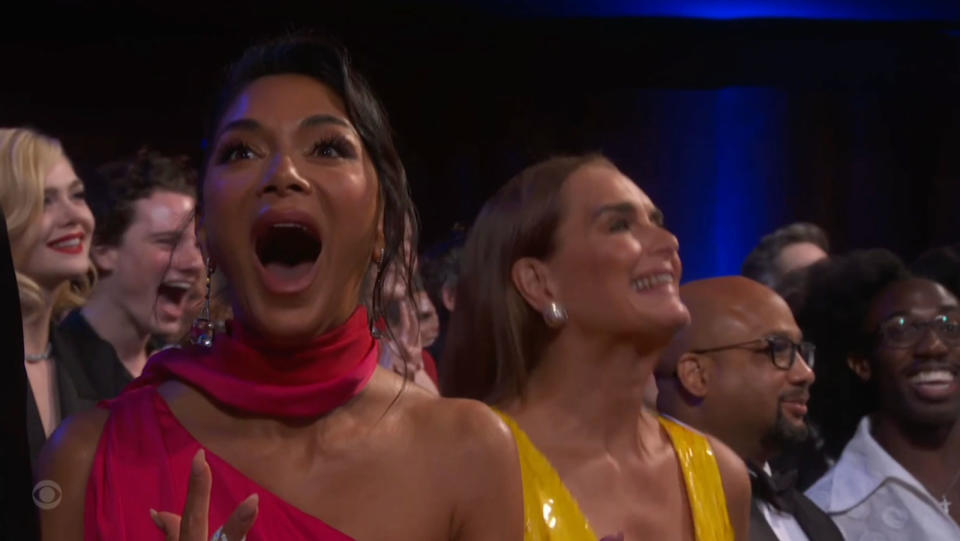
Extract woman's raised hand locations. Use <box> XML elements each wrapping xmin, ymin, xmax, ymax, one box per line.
<box><xmin>150</xmin><ymin>450</ymin><xmax>259</xmax><ymax>541</ymax></box>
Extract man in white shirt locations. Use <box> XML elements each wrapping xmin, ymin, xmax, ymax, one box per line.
<box><xmin>657</xmin><ymin>276</ymin><xmax>844</xmax><ymax>541</ymax></box>
<box><xmin>799</xmin><ymin>267</ymin><xmax>960</xmax><ymax>539</ymax></box>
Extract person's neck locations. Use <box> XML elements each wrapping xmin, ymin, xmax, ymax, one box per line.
<box><xmin>23</xmin><ymin>287</ymin><xmax>56</xmax><ymax>359</ymax></box>
<box><xmin>507</xmin><ymin>326</ymin><xmax>665</xmax><ymax>454</ymax></box>
<box><xmin>871</xmin><ymin>411</ymin><xmax>960</xmax><ymax>490</ymax></box>
<box><xmin>81</xmin><ymin>288</ymin><xmax>150</xmax><ymax>377</ymax></box>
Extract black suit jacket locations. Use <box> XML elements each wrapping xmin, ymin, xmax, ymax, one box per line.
<box><xmin>749</xmin><ymin>481</ymin><xmax>845</xmax><ymax>541</ymax></box>
<box><xmin>0</xmin><ymin>211</ymin><xmax>40</xmax><ymax>540</ymax></box>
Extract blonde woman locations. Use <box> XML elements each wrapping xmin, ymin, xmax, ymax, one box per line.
<box><xmin>0</xmin><ymin>128</ymin><xmax>96</xmax><ymax>460</ymax></box>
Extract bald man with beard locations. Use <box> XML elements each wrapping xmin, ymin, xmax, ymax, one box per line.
<box><xmin>656</xmin><ymin>277</ymin><xmax>843</xmax><ymax>541</ymax></box>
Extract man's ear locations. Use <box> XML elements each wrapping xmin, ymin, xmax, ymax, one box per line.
<box><xmin>89</xmin><ymin>244</ymin><xmax>119</xmax><ymax>274</ymax></box>
<box><xmin>676</xmin><ymin>353</ymin><xmax>710</xmax><ymax>399</ymax></box>
<box><xmin>847</xmin><ymin>355</ymin><xmax>872</xmax><ymax>382</ymax></box>
<box><xmin>441</xmin><ymin>283</ymin><xmax>456</xmax><ymax>312</ymax></box>
<box><xmin>510</xmin><ymin>257</ymin><xmax>558</xmax><ymax>313</ymax></box>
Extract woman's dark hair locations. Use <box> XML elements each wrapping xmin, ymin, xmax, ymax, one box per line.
<box><xmin>202</xmin><ymin>35</ymin><xmax>418</xmax><ymax>341</ymax></box>
<box><xmin>86</xmin><ymin>147</ymin><xmax>197</xmax><ymax>248</ymax></box>
<box><xmin>441</xmin><ymin>153</ymin><xmax>613</xmax><ymax>403</ymax></box>
<box><xmin>785</xmin><ymin>249</ymin><xmax>910</xmax><ymax>458</ymax></box>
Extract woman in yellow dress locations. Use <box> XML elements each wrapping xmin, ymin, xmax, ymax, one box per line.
<box><xmin>442</xmin><ymin>154</ymin><xmax>751</xmax><ymax>540</ymax></box>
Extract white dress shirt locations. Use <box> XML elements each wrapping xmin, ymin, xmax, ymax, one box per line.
<box><xmin>806</xmin><ymin>416</ymin><xmax>960</xmax><ymax>541</ymax></box>
<box><xmin>757</xmin><ymin>463</ymin><xmax>810</xmax><ymax>541</ymax></box>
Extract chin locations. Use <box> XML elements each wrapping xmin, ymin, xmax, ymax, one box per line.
<box><xmin>150</xmin><ymin>320</ymin><xmax>184</xmax><ymax>339</ymax></box>
<box><xmin>242</xmin><ymin>310</ymin><xmax>329</xmax><ymax>346</ymax></box>
<box><xmin>904</xmin><ymin>402</ymin><xmax>960</xmax><ymax>427</ymax></box>
<box><xmin>657</xmin><ymin>300</ymin><xmax>692</xmax><ymax>331</ymax></box>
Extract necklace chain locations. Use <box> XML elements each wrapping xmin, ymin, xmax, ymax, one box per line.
<box><xmin>937</xmin><ymin>467</ymin><xmax>960</xmax><ymax>515</ymax></box>
<box><xmin>24</xmin><ymin>343</ymin><xmax>52</xmax><ymax>362</ymax></box>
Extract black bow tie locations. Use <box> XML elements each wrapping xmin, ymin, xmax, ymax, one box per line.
<box><xmin>749</xmin><ymin>464</ymin><xmax>798</xmax><ymax>514</ymax></box>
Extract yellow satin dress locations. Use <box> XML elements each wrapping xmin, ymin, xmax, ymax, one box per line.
<box><xmin>496</xmin><ymin>411</ymin><xmax>734</xmax><ymax>541</ymax></box>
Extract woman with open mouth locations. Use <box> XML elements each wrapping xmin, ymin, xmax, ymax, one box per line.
<box><xmin>0</xmin><ymin>127</ymin><xmax>96</xmax><ymax>462</ymax></box>
<box><xmin>37</xmin><ymin>37</ymin><xmax>523</xmax><ymax>540</ymax></box>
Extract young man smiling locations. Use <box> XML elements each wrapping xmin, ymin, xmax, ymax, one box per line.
<box><xmin>791</xmin><ymin>251</ymin><xmax>960</xmax><ymax>539</ymax></box>
<box><xmin>58</xmin><ymin>149</ymin><xmax>204</xmax><ymax>400</ymax></box>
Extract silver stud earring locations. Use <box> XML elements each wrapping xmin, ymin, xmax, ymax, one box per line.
<box><xmin>190</xmin><ymin>259</ymin><xmax>216</xmax><ymax>347</ymax></box>
<box><xmin>542</xmin><ymin>301</ymin><xmax>567</xmax><ymax>328</ymax></box>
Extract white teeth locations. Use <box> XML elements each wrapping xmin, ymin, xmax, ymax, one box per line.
<box><xmin>911</xmin><ymin>370</ymin><xmax>955</xmax><ymax>385</ymax></box>
<box><xmin>162</xmin><ymin>281</ymin><xmax>192</xmax><ymax>291</ymax></box>
<box><xmin>52</xmin><ymin>238</ymin><xmax>80</xmax><ymax>248</ymax></box>
<box><xmin>273</xmin><ymin>223</ymin><xmax>308</xmax><ymax>230</ymax></box>
<box><xmin>633</xmin><ymin>273</ymin><xmax>673</xmax><ymax>291</ymax></box>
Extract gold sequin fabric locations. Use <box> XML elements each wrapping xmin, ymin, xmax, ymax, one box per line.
<box><xmin>495</xmin><ymin>411</ymin><xmax>734</xmax><ymax>541</ymax></box>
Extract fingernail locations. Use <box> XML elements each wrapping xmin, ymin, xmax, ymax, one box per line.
<box><xmin>192</xmin><ymin>449</ymin><xmax>206</xmax><ymax>474</ymax></box>
<box><xmin>239</xmin><ymin>493</ymin><xmax>259</xmax><ymax>521</ymax></box>
<box><xmin>149</xmin><ymin>508</ymin><xmax>162</xmax><ymax>528</ymax></box>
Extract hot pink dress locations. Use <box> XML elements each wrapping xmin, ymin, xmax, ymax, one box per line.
<box><xmin>83</xmin><ymin>308</ymin><xmax>379</xmax><ymax>540</ymax></box>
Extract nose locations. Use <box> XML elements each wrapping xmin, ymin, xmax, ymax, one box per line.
<box><xmin>259</xmin><ymin>154</ymin><xmax>313</xmax><ymax>197</ymax></box>
<box><xmin>788</xmin><ymin>352</ymin><xmax>816</xmax><ymax>385</ymax></box>
<box><xmin>915</xmin><ymin>326</ymin><xmax>949</xmax><ymax>357</ymax></box>
<box><xmin>172</xmin><ymin>232</ymin><xmax>205</xmax><ymax>277</ymax></box>
<box><xmin>58</xmin><ymin>194</ymin><xmax>93</xmax><ymax>229</ymax></box>
<box><xmin>641</xmin><ymin>225</ymin><xmax>680</xmax><ymax>256</ymax></box>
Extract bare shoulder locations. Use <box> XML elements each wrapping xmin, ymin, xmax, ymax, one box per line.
<box><xmin>705</xmin><ymin>435</ymin><xmax>751</xmax><ymax>541</ymax></box>
<box><xmin>408</xmin><ymin>395</ymin><xmax>523</xmax><ymax>540</ymax></box>
<box><xmin>36</xmin><ymin>407</ymin><xmax>110</xmax><ymax>541</ymax></box>
<box><xmin>367</xmin><ymin>369</ymin><xmax>515</xmax><ymax>453</ymax></box>
<box><xmin>367</xmin><ymin>374</ymin><xmax>523</xmax><ymax>539</ymax></box>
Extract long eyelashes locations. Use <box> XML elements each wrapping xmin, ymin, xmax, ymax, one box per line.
<box><xmin>215</xmin><ymin>142</ymin><xmax>256</xmax><ymax>164</ymax></box>
<box><xmin>309</xmin><ymin>135</ymin><xmax>357</xmax><ymax>159</ymax></box>
<box><xmin>213</xmin><ymin>135</ymin><xmax>357</xmax><ymax>164</ymax></box>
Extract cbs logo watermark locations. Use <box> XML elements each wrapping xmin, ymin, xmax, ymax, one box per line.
<box><xmin>33</xmin><ymin>480</ymin><xmax>62</xmax><ymax>510</ymax></box>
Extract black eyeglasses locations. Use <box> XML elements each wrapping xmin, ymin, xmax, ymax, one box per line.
<box><xmin>691</xmin><ymin>336</ymin><xmax>815</xmax><ymax>371</ymax></box>
<box><xmin>875</xmin><ymin>313</ymin><xmax>960</xmax><ymax>349</ymax></box>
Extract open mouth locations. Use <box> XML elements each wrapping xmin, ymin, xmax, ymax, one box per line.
<box><xmin>632</xmin><ymin>272</ymin><xmax>674</xmax><ymax>292</ymax></box>
<box><xmin>906</xmin><ymin>365</ymin><xmax>959</xmax><ymax>401</ymax></box>
<box><xmin>158</xmin><ymin>281</ymin><xmax>192</xmax><ymax>307</ymax></box>
<box><xmin>253</xmin><ymin>218</ymin><xmax>323</xmax><ymax>293</ymax></box>
<box><xmin>46</xmin><ymin>232</ymin><xmax>85</xmax><ymax>255</ymax></box>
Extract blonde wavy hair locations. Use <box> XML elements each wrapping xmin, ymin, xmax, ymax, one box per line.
<box><xmin>0</xmin><ymin>127</ymin><xmax>94</xmax><ymax>319</ymax></box>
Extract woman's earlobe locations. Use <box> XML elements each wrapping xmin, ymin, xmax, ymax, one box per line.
<box><xmin>510</xmin><ymin>257</ymin><xmax>553</xmax><ymax>313</ymax></box>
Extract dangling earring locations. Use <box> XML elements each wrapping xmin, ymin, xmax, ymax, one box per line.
<box><xmin>542</xmin><ymin>301</ymin><xmax>567</xmax><ymax>328</ymax></box>
<box><xmin>370</xmin><ymin>247</ymin><xmax>386</xmax><ymax>339</ymax></box>
<box><xmin>190</xmin><ymin>258</ymin><xmax>216</xmax><ymax>347</ymax></box>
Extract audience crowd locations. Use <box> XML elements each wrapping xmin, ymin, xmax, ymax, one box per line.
<box><xmin>2</xmin><ymin>34</ymin><xmax>958</xmax><ymax>541</ymax></box>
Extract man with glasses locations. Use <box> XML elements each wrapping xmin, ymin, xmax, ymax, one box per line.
<box><xmin>798</xmin><ymin>268</ymin><xmax>960</xmax><ymax>540</ymax></box>
<box><xmin>656</xmin><ymin>276</ymin><xmax>843</xmax><ymax>541</ymax></box>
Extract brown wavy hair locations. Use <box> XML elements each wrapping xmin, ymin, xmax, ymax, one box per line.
<box><xmin>441</xmin><ymin>153</ymin><xmax>612</xmax><ymax>403</ymax></box>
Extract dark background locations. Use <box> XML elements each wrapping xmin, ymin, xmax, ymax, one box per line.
<box><xmin>3</xmin><ymin>1</ymin><xmax>960</xmax><ymax>280</ymax></box>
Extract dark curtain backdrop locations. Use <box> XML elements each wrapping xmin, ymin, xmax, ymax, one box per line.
<box><xmin>3</xmin><ymin>6</ymin><xmax>959</xmax><ymax>280</ymax></box>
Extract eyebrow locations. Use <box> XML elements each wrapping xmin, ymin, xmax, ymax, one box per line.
<box><xmin>882</xmin><ymin>305</ymin><xmax>960</xmax><ymax>320</ymax></box>
<box><xmin>216</xmin><ymin>118</ymin><xmax>262</xmax><ymax>139</ymax></box>
<box><xmin>215</xmin><ymin>114</ymin><xmax>352</xmax><ymax>141</ymax></box>
<box><xmin>149</xmin><ymin>230</ymin><xmax>186</xmax><ymax>240</ymax></box>
<box><xmin>592</xmin><ymin>202</ymin><xmax>636</xmax><ymax>221</ymax></box>
<box><xmin>43</xmin><ymin>179</ymin><xmax>84</xmax><ymax>195</ymax></box>
<box><xmin>766</xmin><ymin>329</ymin><xmax>803</xmax><ymax>342</ymax></box>
<box><xmin>592</xmin><ymin>202</ymin><xmax>664</xmax><ymax>225</ymax></box>
<box><xmin>301</xmin><ymin>114</ymin><xmax>351</xmax><ymax>130</ymax></box>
